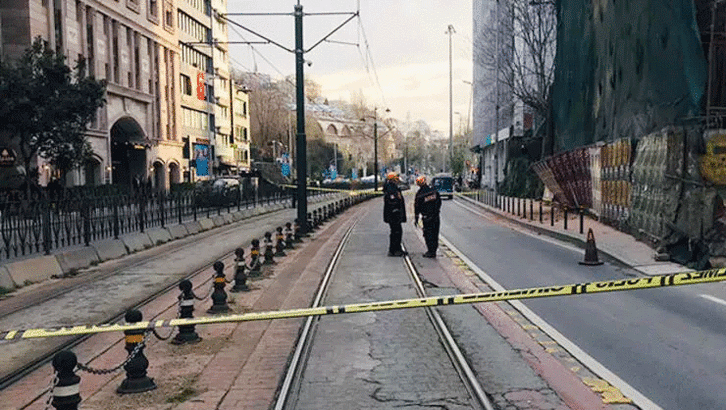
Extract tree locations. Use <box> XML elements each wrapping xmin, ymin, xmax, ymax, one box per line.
<box><xmin>475</xmin><ymin>0</ymin><xmax>556</xmax><ymax>153</ymax></box>
<box><xmin>0</xmin><ymin>37</ymin><xmax>106</xmax><ymax>188</ymax></box>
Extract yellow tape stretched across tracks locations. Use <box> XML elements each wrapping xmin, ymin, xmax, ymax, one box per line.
<box><xmin>280</xmin><ymin>184</ymin><xmax>382</xmax><ymax>195</ymax></box>
<box><xmin>2</xmin><ymin>268</ymin><xmax>724</xmax><ymax>341</ymax></box>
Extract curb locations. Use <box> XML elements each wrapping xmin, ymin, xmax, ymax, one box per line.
<box><xmin>456</xmin><ymin>194</ymin><xmax>629</xmax><ymax>268</ymax></box>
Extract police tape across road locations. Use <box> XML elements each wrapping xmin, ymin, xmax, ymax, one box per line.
<box><xmin>2</xmin><ymin>268</ymin><xmax>724</xmax><ymax>341</ymax></box>
<box><xmin>280</xmin><ymin>184</ymin><xmax>383</xmax><ymax>195</ymax></box>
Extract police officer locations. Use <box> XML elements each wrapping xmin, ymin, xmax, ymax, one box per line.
<box><xmin>383</xmin><ymin>172</ymin><xmax>407</xmax><ymax>256</ymax></box>
<box><xmin>414</xmin><ymin>175</ymin><xmax>441</xmax><ymax>258</ymax></box>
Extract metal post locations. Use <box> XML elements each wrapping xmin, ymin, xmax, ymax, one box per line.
<box><xmin>295</xmin><ymin>3</ymin><xmax>308</xmax><ymax>234</ymax></box>
<box><xmin>374</xmin><ymin>113</ymin><xmax>379</xmax><ymax>191</ymax></box>
<box><xmin>447</xmin><ymin>24</ymin><xmax>455</xmax><ymax>172</ymax></box>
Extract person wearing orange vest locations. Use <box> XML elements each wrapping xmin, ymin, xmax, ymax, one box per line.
<box><xmin>414</xmin><ymin>175</ymin><xmax>441</xmax><ymax>258</ymax></box>
<box><xmin>383</xmin><ymin>172</ymin><xmax>407</xmax><ymax>256</ymax></box>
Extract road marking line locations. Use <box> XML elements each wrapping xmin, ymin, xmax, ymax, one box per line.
<box><xmin>439</xmin><ymin>235</ymin><xmax>663</xmax><ymax>410</ymax></box>
<box><xmin>700</xmin><ymin>294</ymin><xmax>726</xmax><ymax>307</ymax></box>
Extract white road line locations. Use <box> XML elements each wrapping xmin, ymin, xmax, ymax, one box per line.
<box><xmin>700</xmin><ymin>294</ymin><xmax>726</xmax><ymax>307</ymax></box>
<box><xmin>439</xmin><ymin>235</ymin><xmax>663</xmax><ymax>410</ymax></box>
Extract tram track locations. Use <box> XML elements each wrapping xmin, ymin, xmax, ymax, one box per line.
<box><xmin>0</xmin><ymin>198</ymin><xmax>344</xmax><ymax>394</ymax></box>
<box><xmin>273</xmin><ymin>208</ymin><xmax>495</xmax><ymax>410</ymax></box>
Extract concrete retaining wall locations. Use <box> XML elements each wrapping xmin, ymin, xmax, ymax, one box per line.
<box><xmin>55</xmin><ymin>247</ymin><xmax>100</xmax><ymax>275</ymax></box>
<box><xmin>167</xmin><ymin>224</ymin><xmax>189</xmax><ymax>239</ymax></box>
<box><xmin>93</xmin><ymin>239</ymin><xmax>129</xmax><ymax>262</ymax></box>
<box><xmin>4</xmin><ymin>256</ymin><xmax>63</xmax><ymax>287</ymax></box>
<box><xmin>121</xmin><ymin>232</ymin><xmax>153</xmax><ymax>253</ymax></box>
<box><xmin>147</xmin><ymin>228</ymin><xmax>172</xmax><ymax>246</ymax></box>
<box><xmin>198</xmin><ymin>218</ymin><xmax>215</xmax><ymax>231</ymax></box>
<box><xmin>184</xmin><ymin>221</ymin><xmax>201</xmax><ymax>235</ymax></box>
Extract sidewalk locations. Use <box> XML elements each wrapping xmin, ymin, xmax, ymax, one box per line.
<box><xmin>456</xmin><ymin>193</ymin><xmax>691</xmax><ymax>276</ymax></box>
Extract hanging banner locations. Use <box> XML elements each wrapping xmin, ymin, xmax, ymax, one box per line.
<box><xmin>194</xmin><ymin>144</ymin><xmax>209</xmax><ymax>176</ymax></box>
<box><xmin>196</xmin><ymin>71</ymin><xmax>206</xmax><ymax>101</ymax></box>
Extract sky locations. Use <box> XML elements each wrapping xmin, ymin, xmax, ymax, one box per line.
<box><xmin>224</xmin><ymin>0</ymin><xmax>474</xmax><ymax>135</ymax></box>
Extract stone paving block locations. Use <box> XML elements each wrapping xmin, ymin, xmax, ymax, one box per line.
<box><xmin>55</xmin><ymin>246</ymin><xmax>101</xmax><ymax>274</ymax></box>
<box><xmin>120</xmin><ymin>232</ymin><xmax>152</xmax><ymax>253</ymax></box>
<box><xmin>4</xmin><ymin>255</ymin><xmax>63</xmax><ymax>287</ymax></box>
<box><xmin>198</xmin><ymin>217</ymin><xmax>215</xmax><ymax>231</ymax></box>
<box><xmin>93</xmin><ymin>238</ymin><xmax>128</xmax><ymax>262</ymax></box>
<box><xmin>146</xmin><ymin>227</ymin><xmax>172</xmax><ymax>246</ymax></box>
<box><xmin>184</xmin><ymin>220</ymin><xmax>202</xmax><ymax>235</ymax></box>
<box><xmin>167</xmin><ymin>223</ymin><xmax>189</xmax><ymax>239</ymax></box>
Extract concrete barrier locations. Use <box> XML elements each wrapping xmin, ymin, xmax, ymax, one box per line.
<box><xmin>231</xmin><ymin>211</ymin><xmax>244</xmax><ymax>222</ymax></box>
<box><xmin>212</xmin><ymin>215</ymin><xmax>226</xmax><ymax>227</ymax></box>
<box><xmin>222</xmin><ymin>213</ymin><xmax>234</xmax><ymax>224</ymax></box>
<box><xmin>121</xmin><ymin>232</ymin><xmax>153</xmax><ymax>253</ymax></box>
<box><xmin>93</xmin><ymin>239</ymin><xmax>129</xmax><ymax>262</ymax></box>
<box><xmin>147</xmin><ymin>227</ymin><xmax>172</xmax><ymax>246</ymax></box>
<box><xmin>241</xmin><ymin>209</ymin><xmax>253</xmax><ymax>219</ymax></box>
<box><xmin>184</xmin><ymin>221</ymin><xmax>201</xmax><ymax>235</ymax></box>
<box><xmin>0</xmin><ymin>266</ymin><xmax>15</xmax><ymax>290</ymax></box>
<box><xmin>198</xmin><ymin>218</ymin><xmax>215</xmax><ymax>231</ymax></box>
<box><xmin>4</xmin><ymin>255</ymin><xmax>63</xmax><ymax>287</ymax></box>
<box><xmin>167</xmin><ymin>224</ymin><xmax>189</xmax><ymax>239</ymax></box>
<box><xmin>55</xmin><ymin>247</ymin><xmax>101</xmax><ymax>275</ymax></box>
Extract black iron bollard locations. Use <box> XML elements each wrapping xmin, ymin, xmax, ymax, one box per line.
<box><xmin>207</xmin><ymin>261</ymin><xmax>230</xmax><ymax>314</ymax></box>
<box><xmin>275</xmin><ymin>227</ymin><xmax>286</xmax><ymax>257</ymax></box>
<box><xmin>117</xmin><ymin>309</ymin><xmax>156</xmax><ymax>394</ymax></box>
<box><xmin>172</xmin><ymin>279</ymin><xmax>201</xmax><ymax>344</ymax></box>
<box><xmin>51</xmin><ymin>351</ymin><xmax>81</xmax><ymax>409</ymax></box>
<box><xmin>248</xmin><ymin>239</ymin><xmax>262</xmax><ymax>277</ymax></box>
<box><xmin>231</xmin><ymin>248</ymin><xmax>249</xmax><ymax>292</ymax></box>
<box><xmin>284</xmin><ymin>222</ymin><xmax>295</xmax><ymax>249</ymax></box>
<box><xmin>293</xmin><ymin>220</ymin><xmax>303</xmax><ymax>243</ymax></box>
<box><xmin>579</xmin><ymin>208</ymin><xmax>585</xmax><ymax>234</ymax></box>
<box><xmin>306</xmin><ymin>212</ymin><xmax>314</xmax><ymax>233</ymax></box>
<box><xmin>564</xmin><ymin>207</ymin><xmax>569</xmax><ymax>230</ymax></box>
<box><xmin>263</xmin><ymin>232</ymin><xmax>276</xmax><ymax>265</ymax></box>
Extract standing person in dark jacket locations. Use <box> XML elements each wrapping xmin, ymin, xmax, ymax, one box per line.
<box><xmin>414</xmin><ymin>175</ymin><xmax>442</xmax><ymax>258</ymax></box>
<box><xmin>383</xmin><ymin>172</ymin><xmax>407</xmax><ymax>256</ymax></box>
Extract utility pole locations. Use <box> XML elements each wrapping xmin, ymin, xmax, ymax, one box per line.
<box><xmin>294</xmin><ymin>3</ymin><xmax>307</xmax><ymax>232</ymax></box>
<box><xmin>221</xmin><ymin>3</ymin><xmax>358</xmax><ymax>235</ymax></box>
<box><xmin>446</xmin><ymin>24</ymin><xmax>455</xmax><ymax>174</ymax></box>
<box><xmin>374</xmin><ymin>110</ymin><xmax>379</xmax><ymax>191</ymax></box>
<box><xmin>493</xmin><ymin>1</ymin><xmax>499</xmax><ymax>196</ymax></box>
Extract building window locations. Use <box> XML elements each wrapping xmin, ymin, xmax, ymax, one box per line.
<box><xmin>180</xmin><ymin>74</ymin><xmax>192</xmax><ymax>95</ymax></box>
<box><xmin>164</xmin><ymin>2</ymin><xmax>174</xmax><ymax>31</ymax></box>
<box><xmin>149</xmin><ymin>0</ymin><xmax>158</xmax><ymax>21</ymax></box>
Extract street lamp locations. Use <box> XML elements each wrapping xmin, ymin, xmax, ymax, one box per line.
<box><xmin>361</xmin><ymin>107</ymin><xmax>390</xmax><ymax>191</ymax></box>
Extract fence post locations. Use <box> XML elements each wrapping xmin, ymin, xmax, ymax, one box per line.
<box><xmin>113</xmin><ymin>198</ymin><xmax>120</xmax><ymax>239</ymax></box>
<box><xmin>83</xmin><ymin>202</ymin><xmax>91</xmax><ymax>246</ymax></box>
<box><xmin>539</xmin><ymin>200</ymin><xmax>543</xmax><ymax>224</ymax></box>
<box><xmin>177</xmin><ymin>192</ymin><xmax>183</xmax><ymax>225</ymax></box>
<box><xmin>159</xmin><ymin>192</ymin><xmax>165</xmax><ymax>228</ymax></box>
<box><xmin>138</xmin><ymin>195</ymin><xmax>145</xmax><ymax>233</ymax></box>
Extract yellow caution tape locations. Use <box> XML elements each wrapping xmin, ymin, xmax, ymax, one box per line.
<box><xmin>280</xmin><ymin>184</ymin><xmax>382</xmax><ymax>195</ymax></box>
<box><xmin>2</xmin><ymin>268</ymin><xmax>724</xmax><ymax>340</ymax></box>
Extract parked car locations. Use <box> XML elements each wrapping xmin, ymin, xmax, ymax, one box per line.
<box><xmin>431</xmin><ymin>173</ymin><xmax>454</xmax><ymax>199</ymax></box>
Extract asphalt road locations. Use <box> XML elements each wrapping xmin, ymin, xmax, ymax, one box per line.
<box><xmin>441</xmin><ymin>198</ymin><xmax>726</xmax><ymax>410</ymax></box>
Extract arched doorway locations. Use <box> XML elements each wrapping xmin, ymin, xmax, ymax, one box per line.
<box><xmin>84</xmin><ymin>156</ymin><xmax>102</xmax><ymax>186</ymax></box>
<box><xmin>152</xmin><ymin>161</ymin><xmax>164</xmax><ymax>191</ymax></box>
<box><xmin>168</xmin><ymin>162</ymin><xmax>181</xmax><ymax>187</ymax></box>
<box><xmin>110</xmin><ymin>117</ymin><xmax>147</xmax><ymax>188</ymax></box>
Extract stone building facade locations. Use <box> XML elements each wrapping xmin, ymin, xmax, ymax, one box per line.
<box><xmin>0</xmin><ymin>0</ymin><xmax>236</xmax><ymax>190</ymax></box>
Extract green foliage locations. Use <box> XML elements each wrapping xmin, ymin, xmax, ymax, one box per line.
<box><xmin>500</xmin><ymin>155</ymin><xmax>544</xmax><ymax>198</ymax></box>
<box><xmin>0</xmin><ymin>37</ymin><xmax>106</xmax><ymax>184</ymax></box>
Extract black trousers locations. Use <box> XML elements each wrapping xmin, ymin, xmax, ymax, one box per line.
<box><xmin>388</xmin><ymin>222</ymin><xmax>402</xmax><ymax>253</ymax></box>
<box><xmin>422</xmin><ymin>216</ymin><xmax>440</xmax><ymax>253</ymax></box>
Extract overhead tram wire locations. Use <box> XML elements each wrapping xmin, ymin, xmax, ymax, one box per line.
<box><xmin>356</xmin><ymin>16</ymin><xmax>388</xmax><ymax>108</ymax></box>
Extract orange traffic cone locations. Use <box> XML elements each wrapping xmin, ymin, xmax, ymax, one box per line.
<box><xmin>579</xmin><ymin>228</ymin><xmax>604</xmax><ymax>266</ymax></box>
